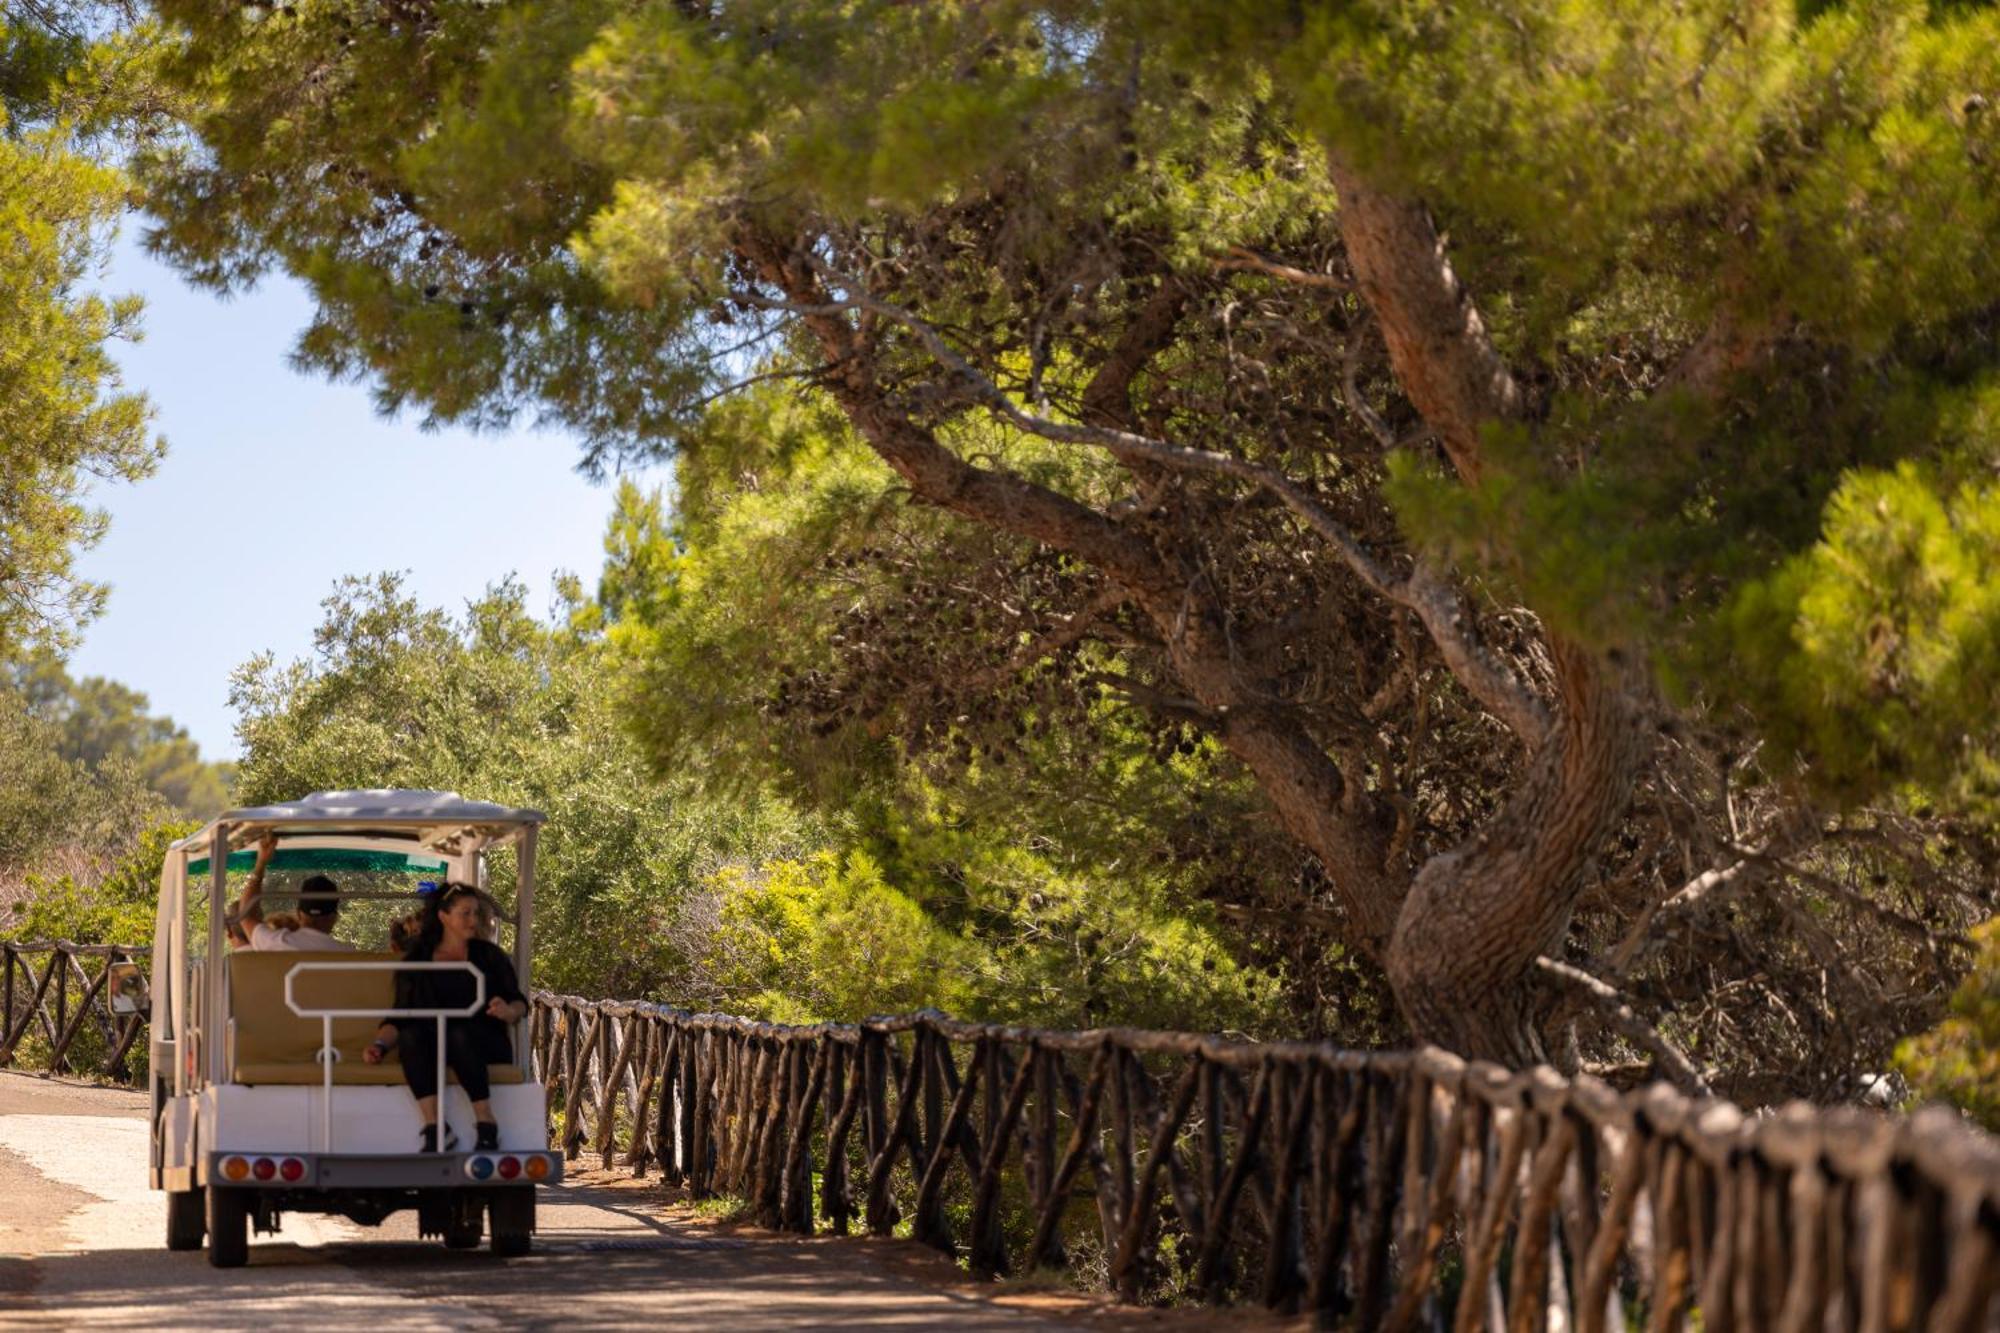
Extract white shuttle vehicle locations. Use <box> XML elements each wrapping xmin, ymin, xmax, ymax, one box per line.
<box><xmin>143</xmin><ymin>790</ymin><xmax>561</xmax><ymax>1266</ymax></box>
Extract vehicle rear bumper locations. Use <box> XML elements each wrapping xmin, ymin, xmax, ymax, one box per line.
<box><xmin>203</xmin><ymin>1150</ymin><xmax>563</xmax><ymax>1189</ymax></box>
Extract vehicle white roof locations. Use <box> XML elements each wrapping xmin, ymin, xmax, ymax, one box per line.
<box><xmin>221</xmin><ymin>789</ymin><xmax>544</xmax><ymax>826</ymax></box>
<box><xmin>174</xmin><ymin>789</ymin><xmax>544</xmax><ymax>857</ymax></box>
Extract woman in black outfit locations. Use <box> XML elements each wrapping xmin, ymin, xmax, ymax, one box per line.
<box><xmin>362</xmin><ymin>884</ymin><xmax>526</xmax><ymax>1152</ymax></box>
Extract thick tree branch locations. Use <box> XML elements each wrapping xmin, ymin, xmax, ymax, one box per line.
<box><xmin>751</xmin><ymin>270</ymin><xmax>1553</xmax><ymax>749</ymax></box>
<box><xmin>1319</xmin><ymin>158</ymin><xmax>1658</xmax><ymax>1061</ymax></box>
<box><xmin>1324</xmin><ymin>156</ymin><xmax>1525</xmax><ymax>483</ymax></box>
<box><xmin>1079</xmin><ymin>277</ymin><xmax>1187</xmax><ymax>429</ymax></box>
<box><xmin>1387</xmin><ymin>638</ymin><xmax>1646</xmax><ymax>1061</ymax></box>
<box><xmin>1536</xmin><ymin>955</ymin><xmax>1710</xmax><ymax>1095</ymax></box>
<box><xmin>731</xmin><ymin>249</ymin><xmax>1163</xmax><ymax>583</ymax></box>
<box><xmin>1402</xmin><ymin>566</ymin><xmax>1550</xmax><ymax>746</ymax></box>
<box><xmin>1210</xmin><ymin>246</ymin><xmax>1353</xmax><ymax>293</ymax></box>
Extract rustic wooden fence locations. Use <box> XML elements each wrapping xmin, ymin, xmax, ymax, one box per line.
<box><xmin>530</xmin><ymin>994</ymin><xmax>2000</xmax><ymax>1329</ymax></box>
<box><xmin>6</xmin><ymin>944</ymin><xmax>1996</xmax><ymax>1324</ymax></box>
<box><xmin>0</xmin><ymin>940</ymin><xmax>150</xmax><ymax>1081</ymax></box>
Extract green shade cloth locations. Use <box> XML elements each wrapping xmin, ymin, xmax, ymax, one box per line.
<box><xmin>184</xmin><ymin>849</ymin><xmax>450</xmax><ymax>877</ymax></box>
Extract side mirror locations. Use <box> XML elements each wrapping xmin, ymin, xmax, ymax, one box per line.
<box><xmin>108</xmin><ymin>961</ymin><xmax>151</xmax><ymax>1017</ymax></box>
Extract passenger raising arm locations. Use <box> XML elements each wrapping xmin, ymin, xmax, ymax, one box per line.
<box><xmin>241</xmin><ymin>833</ymin><xmax>355</xmax><ymax>952</ymax></box>
<box><xmin>236</xmin><ymin>834</ymin><xmax>276</xmax><ymax>924</ymax></box>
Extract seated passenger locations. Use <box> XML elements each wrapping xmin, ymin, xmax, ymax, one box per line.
<box><xmin>387</xmin><ymin>909</ymin><xmax>422</xmax><ymax>954</ymax></box>
<box><xmin>361</xmin><ymin>883</ymin><xmax>527</xmax><ymax>1153</ymax></box>
<box><xmin>224</xmin><ymin>900</ymin><xmax>251</xmax><ymax>950</ymax></box>
<box><xmin>240</xmin><ymin>834</ymin><xmax>355</xmax><ymax>952</ymax></box>
<box><xmin>475</xmin><ymin>889</ymin><xmax>501</xmax><ymax>942</ymax></box>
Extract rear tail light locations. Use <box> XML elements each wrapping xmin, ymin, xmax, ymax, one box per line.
<box><xmin>464</xmin><ymin>1152</ymin><xmax>552</xmax><ymax>1182</ymax></box>
<box><xmin>221</xmin><ymin>1156</ymin><xmax>250</xmax><ymax>1182</ymax></box>
<box><xmin>252</xmin><ymin>1157</ymin><xmax>276</xmax><ymax>1181</ymax></box>
<box><xmin>279</xmin><ymin>1157</ymin><xmax>306</xmax><ymax>1183</ymax></box>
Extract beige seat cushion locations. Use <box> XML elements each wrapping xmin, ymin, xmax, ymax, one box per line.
<box><xmin>227</xmin><ymin>950</ymin><xmax>522</xmax><ymax>1086</ymax></box>
<box><xmin>232</xmin><ymin>1062</ymin><xmax>525</xmax><ymax>1086</ymax></box>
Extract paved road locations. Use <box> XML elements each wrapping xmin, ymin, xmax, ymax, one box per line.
<box><xmin>0</xmin><ymin>1072</ymin><xmax>1280</xmax><ymax>1331</ymax></box>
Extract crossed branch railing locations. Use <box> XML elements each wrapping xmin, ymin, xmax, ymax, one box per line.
<box><xmin>529</xmin><ymin>994</ymin><xmax>2000</xmax><ymax>1328</ymax></box>
<box><xmin>0</xmin><ymin>940</ymin><xmax>149</xmax><ymax>1081</ymax></box>
<box><xmin>5</xmin><ymin>945</ymin><xmax>1996</xmax><ymax>1324</ymax></box>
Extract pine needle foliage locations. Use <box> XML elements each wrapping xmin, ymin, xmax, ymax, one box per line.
<box><xmin>132</xmin><ymin>0</ymin><xmax>2000</xmax><ymax>1089</ymax></box>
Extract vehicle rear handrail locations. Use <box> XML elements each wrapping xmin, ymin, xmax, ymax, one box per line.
<box><xmin>283</xmin><ymin>961</ymin><xmax>484</xmax><ymax>1154</ymax></box>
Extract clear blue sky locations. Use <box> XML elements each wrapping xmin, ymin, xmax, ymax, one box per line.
<box><xmin>67</xmin><ymin>227</ymin><xmax>659</xmax><ymax>762</ymax></box>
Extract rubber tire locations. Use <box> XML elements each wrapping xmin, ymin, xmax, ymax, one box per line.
<box><xmin>166</xmin><ymin>1188</ymin><xmax>206</xmax><ymax>1251</ymax></box>
<box><xmin>489</xmin><ymin>1189</ymin><xmax>533</xmax><ymax>1258</ymax></box>
<box><xmin>206</xmin><ymin>1186</ymin><xmax>250</xmax><ymax>1268</ymax></box>
<box><xmin>443</xmin><ymin>1209</ymin><xmax>483</xmax><ymax>1250</ymax></box>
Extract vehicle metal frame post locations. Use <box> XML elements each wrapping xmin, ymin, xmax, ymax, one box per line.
<box><xmin>170</xmin><ymin>848</ymin><xmax>187</xmax><ymax>1096</ymax></box>
<box><xmin>206</xmin><ymin>824</ymin><xmax>229</xmax><ymax>1087</ymax></box>
<box><xmin>514</xmin><ymin>826</ymin><xmax>537</xmax><ymax>1063</ymax></box>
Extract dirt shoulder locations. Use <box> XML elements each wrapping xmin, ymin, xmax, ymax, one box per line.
<box><xmin>562</xmin><ymin>1165</ymin><xmax>1304</xmax><ymax>1331</ymax></box>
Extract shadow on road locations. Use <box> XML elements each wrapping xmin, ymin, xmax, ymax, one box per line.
<box><xmin>0</xmin><ymin>1078</ymin><xmax>1291</xmax><ymax>1333</ymax></box>
<box><xmin>5</xmin><ymin>1235</ymin><xmax>1097</xmax><ymax>1331</ymax></box>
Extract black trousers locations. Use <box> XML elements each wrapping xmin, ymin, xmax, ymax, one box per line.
<box><xmin>398</xmin><ymin>1018</ymin><xmax>512</xmax><ymax>1102</ymax></box>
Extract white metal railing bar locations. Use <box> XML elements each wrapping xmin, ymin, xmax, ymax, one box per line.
<box><xmin>283</xmin><ymin>961</ymin><xmax>484</xmax><ymax>1153</ymax></box>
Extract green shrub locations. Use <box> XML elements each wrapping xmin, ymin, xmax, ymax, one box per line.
<box><xmin>4</xmin><ymin>817</ymin><xmax>189</xmax><ymax>947</ymax></box>
<box><xmin>704</xmin><ymin>850</ymin><xmax>968</xmax><ymax>1022</ymax></box>
<box><xmin>1896</xmin><ymin>917</ymin><xmax>2000</xmax><ymax>1132</ymax></box>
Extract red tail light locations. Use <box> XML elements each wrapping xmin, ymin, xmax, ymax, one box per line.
<box><xmin>279</xmin><ymin>1157</ymin><xmax>306</xmax><ymax>1182</ymax></box>
<box><xmin>252</xmin><ymin>1157</ymin><xmax>276</xmax><ymax>1181</ymax></box>
<box><xmin>497</xmin><ymin>1155</ymin><xmax>521</xmax><ymax>1180</ymax></box>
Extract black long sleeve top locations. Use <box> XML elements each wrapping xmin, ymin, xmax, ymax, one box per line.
<box><xmin>390</xmin><ymin>937</ymin><xmax>524</xmax><ymax>1036</ymax></box>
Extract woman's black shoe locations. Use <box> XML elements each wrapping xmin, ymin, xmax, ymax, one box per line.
<box><xmin>418</xmin><ymin>1124</ymin><xmax>459</xmax><ymax>1153</ymax></box>
<box><xmin>475</xmin><ymin>1121</ymin><xmax>500</xmax><ymax>1152</ymax></box>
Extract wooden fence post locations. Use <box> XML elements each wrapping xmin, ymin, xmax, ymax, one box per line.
<box><xmin>53</xmin><ymin>950</ymin><xmax>68</xmax><ymax>1071</ymax></box>
<box><xmin>822</xmin><ymin>1040</ymin><xmax>861</xmax><ymax>1235</ymax></box>
<box><xmin>689</xmin><ymin>1030</ymin><xmax>714</xmax><ymax>1198</ymax></box>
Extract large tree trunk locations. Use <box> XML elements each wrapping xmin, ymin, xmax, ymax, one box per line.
<box><xmin>1387</xmin><ymin>646</ymin><xmax>1645</xmax><ymax>1062</ymax></box>
<box><xmin>1329</xmin><ymin>159</ymin><xmax>1651</xmax><ymax>1060</ymax></box>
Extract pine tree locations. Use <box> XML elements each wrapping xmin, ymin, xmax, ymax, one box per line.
<box><xmin>0</xmin><ymin>0</ymin><xmax>160</xmax><ymax>651</ymax></box>
<box><xmin>137</xmin><ymin>0</ymin><xmax>2000</xmax><ymax>1074</ymax></box>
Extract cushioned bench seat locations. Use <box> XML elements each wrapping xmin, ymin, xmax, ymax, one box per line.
<box><xmin>228</xmin><ymin>949</ymin><xmax>523</xmax><ymax>1087</ymax></box>
<box><xmin>232</xmin><ymin>1062</ymin><xmax>525</xmax><ymax>1086</ymax></box>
